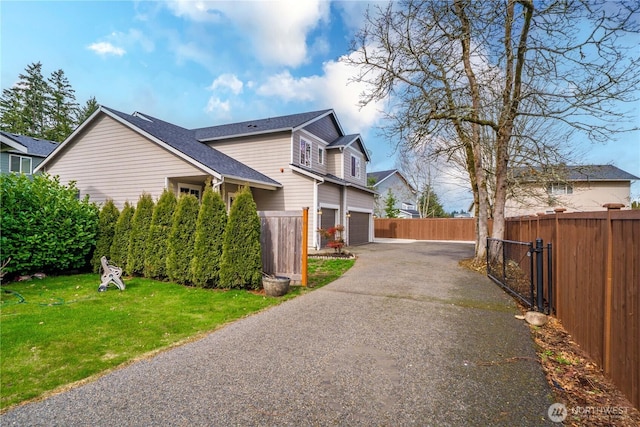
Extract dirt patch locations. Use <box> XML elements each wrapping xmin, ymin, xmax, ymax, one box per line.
<box><xmin>460</xmin><ymin>258</ymin><xmax>640</xmax><ymax>425</ymax></box>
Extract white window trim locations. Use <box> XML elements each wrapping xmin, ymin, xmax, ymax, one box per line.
<box><xmin>350</xmin><ymin>154</ymin><xmax>361</xmax><ymax>179</ymax></box>
<box><xmin>548</xmin><ymin>183</ymin><xmax>573</xmax><ymax>195</ymax></box>
<box><xmin>318</xmin><ymin>146</ymin><xmax>325</xmax><ymax>165</ymax></box>
<box><xmin>300</xmin><ymin>138</ymin><xmax>312</xmax><ymax>167</ymax></box>
<box><xmin>9</xmin><ymin>154</ymin><xmax>32</xmax><ymax>174</ymax></box>
<box><xmin>227</xmin><ymin>191</ymin><xmax>237</xmax><ymax>210</ymax></box>
<box><xmin>178</xmin><ymin>182</ymin><xmax>202</xmax><ymax>199</ymax></box>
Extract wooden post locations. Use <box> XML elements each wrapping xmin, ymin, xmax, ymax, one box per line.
<box><xmin>553</xmin><ymin>208</ymin><xmax>565</xmax><ymax>318</ymax></box>
<box><xmin>301</xmin><ymin>207</ymin><xmax>309</xmax><ymax>287</ymax></box>
<box><xmin>603</xmin><ymin>203</ymin><xmax>623</xmax><ymax>375</ymax></box>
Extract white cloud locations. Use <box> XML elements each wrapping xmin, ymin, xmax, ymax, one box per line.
<box><xmin>205</xmin><ymin>96</ymin><xmax>231</xmax><ymax>117</ymax></box>
<box><xmin>209</xmin><ymin>74</ymin><xmax>243</xmax><ymax>95</ymax></box>
<box><xmin>165</xmin><ymin>0</ymin><xmax>329</xmax><ymax>67</ymax></box>
<box><xmin>87</xmin><ymin>42</ymin><xmax>126</xmax><ymax>56</ymax></box>
<box><xmin>256</xmin><ymin>52</ymin><xmax>385</xmax><ymax>133</ymax></box>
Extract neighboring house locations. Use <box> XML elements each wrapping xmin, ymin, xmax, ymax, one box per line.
<box><xmin>0</xmin><ymin>131</ymin><xmax>58</xmax><ymax>175</ymax></box>
<box><xmin>506</xmin><ymin>164</ymin><xmax>639</xmax><ymax>217</ymax></box>
<box><xmin>367</xmin><ymin>169</ymin><xmax>419</xmax><ymax>218</ymax></box>
<box><xmin>36</xmin><ymin>106</ymin><xmax>375</xmax><ymax>248</ymax></box>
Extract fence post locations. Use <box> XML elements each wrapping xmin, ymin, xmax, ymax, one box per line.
<box><xmin>547</xmin><ymin>242</ymin><xmax>553</xmax><ymax>315</ymax></box>
<box><xmin>553</xmin><ymin>208</ymin><xmax>565</xmax><ymax>318</ymax></box>
<box><xmin>535</xmin><ymin>238</ymin><xmax>544</xmax><ymax>312</ymax></box>
<box><xmin>603</xmin><ymin>203</ymin><xmax>624</xmax><ymax>375</ymax></box>
<box><xmin>301</xmin><ymin>207</ymin><xmax>309</xmax><ymax>287</ymax></box>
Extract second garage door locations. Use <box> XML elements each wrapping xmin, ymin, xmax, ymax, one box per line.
<box><xmin>348</xmin><ymin>212</ymin><xmax>370</xmax><ymax>245</ymax></box>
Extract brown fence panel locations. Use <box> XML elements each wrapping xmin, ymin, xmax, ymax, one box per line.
<box><xmin>505</xmin><ymin>209</ymin><xmax>640</xmax><ymax>410</ymax></box>
<box><xmin>259</xmin><ymin>211</ymin><xmax>302</xmax><ymax>283</ymax></box>
<box><xmin>374</xmin><ymin>218</ymin><xmax>477</xmax><ymax>241</ymax></box>
<box><xmin>610</xmin><ymin>212</ymin><xmax>640</xmax><ymax>409</ymax></box>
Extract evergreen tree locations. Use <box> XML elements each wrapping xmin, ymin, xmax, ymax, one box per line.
<box><xmin>166</xmin><ymin>194</ymin><xmax>199</xmax><ymax>285</ymax></box>
<box><xmin>418</xmin><ymin>186</ymin><xmax>448</xmax><ymax>218</ymax></box>
<box><xmin>144</xmin><ymin>190</ymin><xmax>177</xmax><ymax>279</ymax></box>
<box><xmin>91</xmin><ymin>199</ymin><xmax>120</xmax><ymax>273</ymax></box>
<box><xmin>19</xmin><ymin>62</ymin><xmax>51</xmax><ymax>137</ymax></box>
<box><xmin>383</xmin><ymin>189</ymin><xmax>400</xmax><ymax>218</ymax></box>
<box><xmin>45</xmin><ymin>69</ymin><xmax>78</xmax><ymax>142</ymax></box>
<box><xmin>0</xmin><ymin>86</ymin><xmax>27</xmax><ymax>134</ymax></box>
<box><xmin>110</xmin><ymin>202</ymin><xmax>134</xmax><ymax>274</ymax></box>
<box><xmin>77</xmin><ymin>96</ymin><xmax>99</xmax><ymax>124</ymax></box>
<box><xmin>220</xmin><ymin>187</ymin><xmax>262</xmax><ymax>290</ymax></box>
<box><xmin>191</xmin><ymin>183</ymin><xmax>227</xmax><ymax>287</ymax></box>
<box><xmin>127</xmin><ymin>193</ymin><xmax>154</xmax><ymax>276</ymax></box>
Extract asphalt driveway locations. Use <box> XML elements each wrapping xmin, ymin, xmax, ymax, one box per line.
<box><xmin>1</xmin><ymin>241</ymin><xmax>554</xmax><ymax>426</ymax></box>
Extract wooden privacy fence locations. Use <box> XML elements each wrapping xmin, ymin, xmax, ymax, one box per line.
<box><xmin>259</xmin><ymin>210</ymin><xmax>305</xmax><ymax>284</ymax></box>
<box><xmin>374</xmin><ymin>218</ymin><xmax>479</xmax><ymax>241</ymax></box>
<box><xmin>505</xmin><ymin>207</ymin><xmax>640</xmax><ymax>410</ymax></box>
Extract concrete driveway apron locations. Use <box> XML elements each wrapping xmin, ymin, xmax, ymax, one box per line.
<box><xmin>1</xmin><ymin>241</ymin><xmax>554</xmax><ymax>426</ymax></box>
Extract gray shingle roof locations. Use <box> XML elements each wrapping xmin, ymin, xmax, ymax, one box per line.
<box><xmin>194</xmin><ymin>109</ymin><xmax>333</xmax><ymax>141</ymax></box>
<box><xmin>0</xmin><ymin>131</ymin><xmax>58</xmax><ymax>157</ymax></box>
<box><xmin>103</xmin><ymin>107</ymin><xmax>281</xmax><ymax>187</ymax></box>
<box><xmin>512</xmin><ymin>165</ymin><xmax>639</xmax><ymax>181</ymax></box>
<box><xmin>367</xmin><ymin>169</ymin><xmax>397</xmax><ymax>183</ymax></box>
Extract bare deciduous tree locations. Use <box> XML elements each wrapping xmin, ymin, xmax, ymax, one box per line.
<box><xmin>344</xmin><ymin>0</ymin><xmax>639</xmax><ymax>260</ymax></box>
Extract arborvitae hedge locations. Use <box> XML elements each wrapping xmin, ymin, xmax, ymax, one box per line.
<box><xmin>0</xmin><ymin>173</ymin><xmax>98</xmax><ymax>276</ymax></box>
<box><xmin>91</xmin><ymin>199</ymin><xmax>120</xmax><ymax>273</ymax></box>
<box><xmin>144</xmin><ymin>190</ymin><xmax>177</xmax><ymax>279</ymax></box>
<box><xmin>127</xmin><ymin>193</ymin><xmax>154</xmax><ymax>276</ymax></box>
<box><xmin>219</xmin><ymin>186</ymin><xmax>262</xmax><ymax>289</ymax></box>
<box><xmin>191</xmin><ymin>184</ymin><xmax>227</xmax><ymax>287</ymax></box>
<box><xmin>110</xmin><ymin>202</ymin><xmax>134</xmax><ymax>274</ymax></box>
<box><xmin>166</xmin><ymin>194</ymin><xmax>199</xmax><ymax>285</ymax></box>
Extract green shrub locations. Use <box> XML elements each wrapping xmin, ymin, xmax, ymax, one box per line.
<box><xmin>0</xmin><ymin>173</ymin><xmax>98</xmax><ymax>275</ymax></box>
<box><xmin>191</xmin><ymin>184</ymin><xmax>227</xmax><ymax>287</ymax></box>
<box><xmin>220</xmin><ymin>186</ymin><xmax>262</xmax><ymax>289</ymax></box>
<box><xmin>166</xmin><ymin>194</ymin><xmax>199</xmax><ymax>285</ymax></box>
<box><xmin>91</xmin><ymin>200</ymin><xmax>120</xmax><ymax>273</ymax></box>
<box><xmin>144</xmin><ymin>190</ymin><xmax>177</xmax><ymax>279</ymax></box>
<box><xmin>127</xmin><ymin>193</ymin><xmax>154</xmax><ymax>276</ymax></box>
<box><xmin>110</xmin><ymin>202</ymin><xmax>134</xmax><ymax>274</ymax></box>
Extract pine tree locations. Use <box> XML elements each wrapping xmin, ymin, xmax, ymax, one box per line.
<box><xmin>191</xmin><ymin>183</ymin><xmax>227</xmax><ymax>287</ymax></box>
<box><xmin>384</xmin><ymin>189</ymin><xmax>400</xmax><ymax>218</ymax></box>
<box><xmin>91</xmin><ymin>199</ymin><xmax>120</xmax><ymax>273</ymax></box>
<box><xmin>46</xmin><ymin>69</ymin><xmax>78</xmax><ymax>142</ymax></box>
<box><xmin>144</xmin><ymin>190</ymin><xmax>177</xmax><ymax>279</ymax></box>
<box><xmin>220</xmin><ymin>187</ymin><xmax>262</xmax><ymax>290</ymax></box>
<box><xmin>77</xmin><ymin>96</ymin><xmax>99</xmax><ymax>125</ymax></box>
<box><xmin>127</xmin><ymin>193</ymin><xmax>154</xmax><ymax>276</ymax></box>
<box><xmin>110</xmin><ymin>202</ymin><xmax>134</xmax><ymax>274</ymax></box>
<box><xmin>166</xmin><ymin>194</ymin><xmax>199</xmax><ymax>285</ymax></box>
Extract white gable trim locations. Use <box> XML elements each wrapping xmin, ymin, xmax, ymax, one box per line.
<box><xmin>0</xmin><ymin>134</ymin><xmax>28</xmax><ymax>153</ymax></box>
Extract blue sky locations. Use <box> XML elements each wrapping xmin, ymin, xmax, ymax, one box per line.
<box><xmin>1</xmin><ymin>0</ymin><xmax>639</xmax><ymax>210</ymax></box>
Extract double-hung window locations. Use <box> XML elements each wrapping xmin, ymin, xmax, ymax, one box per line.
<box><xmin>9</xmin><ymin>154</ymin><xmax>32</xmax><ymax>174</ymax></box>
<box><xmin>318</xmin><ymin>146</ymin><xmax>325</xmax><ymax>165</ymax></box>
<box><xmin>350</xmin><ymin>155</ymin><xmax>361</xmax><ymax>178</ymax></box>
<box><xmin>300</xmin><ymin>139</ymin><xmax>312</xmax><ymax>167</ymax></box>
<box><xmin>547</xmin><ymin>183</ymin><xmax>573</xmax><ymax>195</ymax></box>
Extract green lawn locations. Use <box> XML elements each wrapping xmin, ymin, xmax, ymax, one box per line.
<box><xmin>0</xmin><ymin>258</ymin><xmax>354</xmax><ymax>411</ymax></box>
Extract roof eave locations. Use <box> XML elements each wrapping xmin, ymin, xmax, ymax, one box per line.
<box><xmin>198</xmin><ymin>127</ymin><xmax>293</xmax><ymax>142</ymax></box>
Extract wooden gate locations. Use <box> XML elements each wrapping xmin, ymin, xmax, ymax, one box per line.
<box><xmin>259</xmin><ymin>211</ymin><xmax>303</xmax><ymax>284</ymax></box>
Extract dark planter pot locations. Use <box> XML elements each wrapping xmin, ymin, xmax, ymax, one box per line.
<box><xmin>262</xmin><ymin>276</ymin><xmax>290</xmax><ymax>297</ymax></box>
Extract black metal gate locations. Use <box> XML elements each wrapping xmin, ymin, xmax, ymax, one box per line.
<box><xmin>486</xmin><ymin>238</ymin><xmax>553</xmax><ymax>314</ymax></box>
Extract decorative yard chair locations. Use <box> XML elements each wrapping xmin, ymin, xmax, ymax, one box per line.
<box><xmin>98</xmin><ymin>256</ymin><xmax>125</xmax><ymax>291</ymax></box>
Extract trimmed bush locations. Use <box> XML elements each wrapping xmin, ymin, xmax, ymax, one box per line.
<box><xmin>91</xmin><ymin>200</ymin><xmax>120</xmax><ymax>273</ymax></box>
<box><xmin>166</xmin><ymin>194</ymin><xmax>199</xmax><ymax>285</ymax></box>
<box><xmin>144</xmin><ymin>190</ymin><xmax>177</xmax><ymax>279</ymax></box>
<box><xmin>0</xmin><ymin>173</ymin><xmax>98</xmax><ymax>276</ymax></box>
<box><xmin>220</xmin><ymin>186</ymin><xmax>262</xmax><ymax>289</ymax></box>
<box><xmin>191</xmin><ymin>184</ymin><xmax>227</xmax><ymax>287</ymax></box>
<box><xmin>127</xmin><ymin>193</ymin><xmax>154</xmax><ymax>276</ymax></box>
<box><xmin>110</xmin><ymin>202</ymin><xmax>134</xmax><ymax>274</ymax></box>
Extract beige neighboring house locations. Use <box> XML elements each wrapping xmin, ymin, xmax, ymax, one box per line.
<box><xmin>35</xmin><ymin>106</ymin><xmax>375</xmax><ymax>248</ymax></box>
<box><xmin>505</xmin><ymin>165</ymin><xmax>639</xmax><ymax>217</ymax></box>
